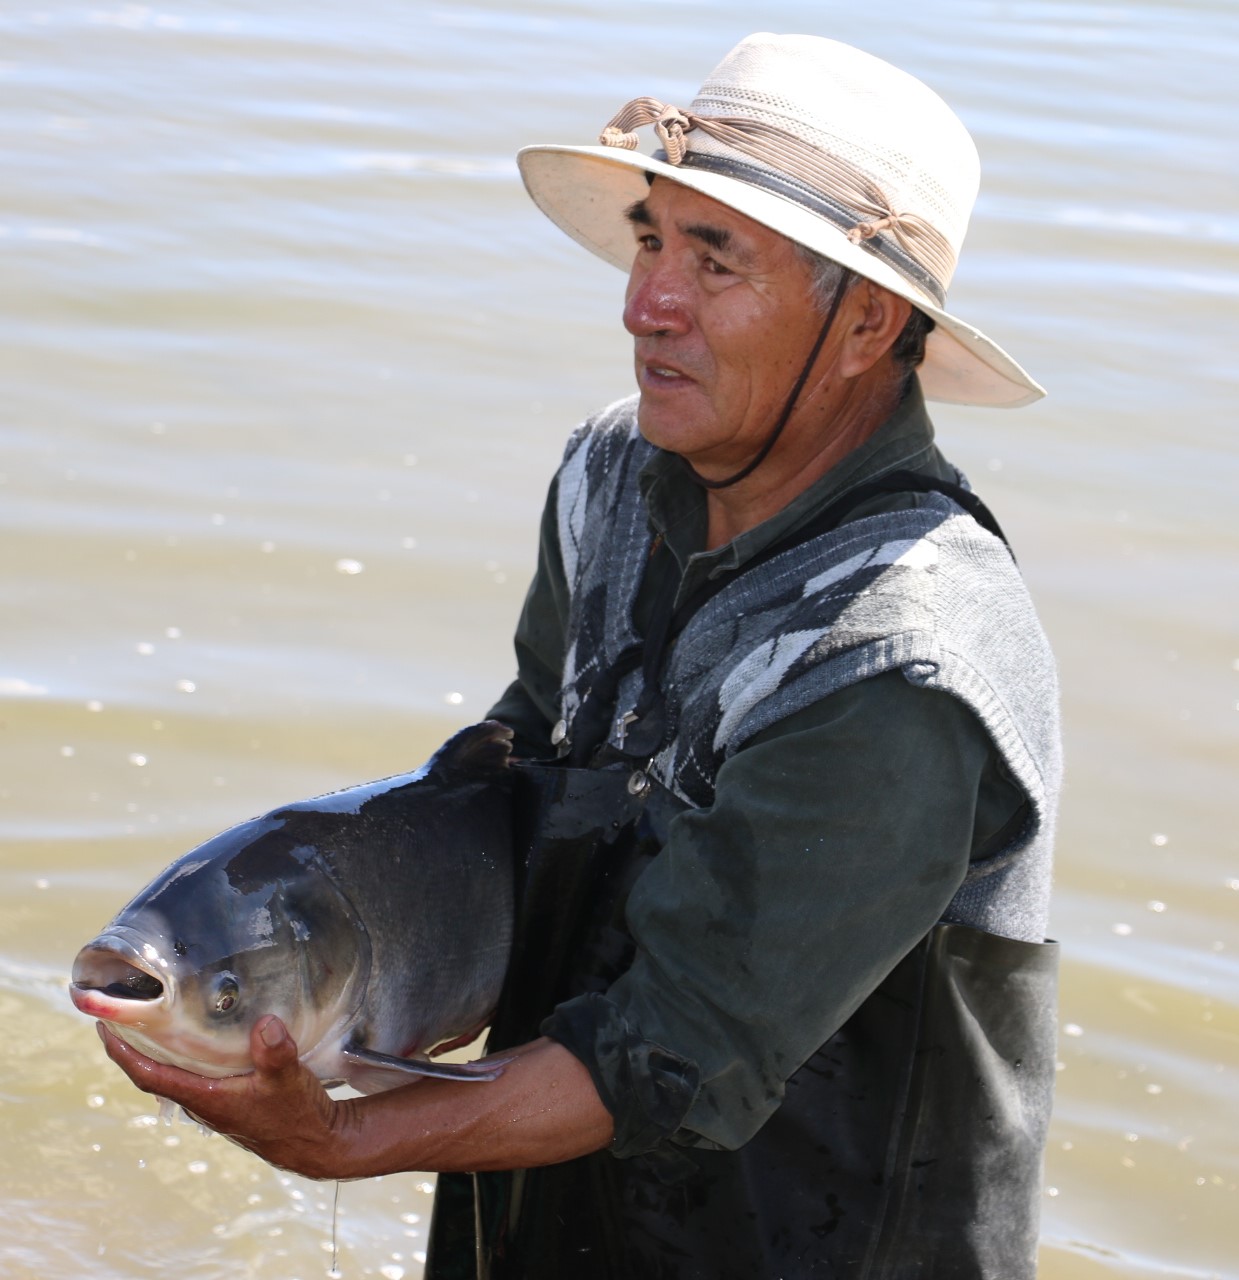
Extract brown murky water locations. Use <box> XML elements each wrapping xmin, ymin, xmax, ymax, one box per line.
<box><xmin>1</xmin><ymin>2</ymin><xmax>1236</xmax><ymax>1277</ymax></box>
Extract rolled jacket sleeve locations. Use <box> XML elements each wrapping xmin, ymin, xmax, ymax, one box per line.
<box><xmin>543</xmin><ymin>670</ymin><xmax>1024</xmax><ymax>1155</ymax></box>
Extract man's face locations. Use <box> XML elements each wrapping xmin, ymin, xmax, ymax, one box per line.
<box><xmin>622</xmin><ymin>178</ymin><xmax>829</xmax><ymax>478</ymax></box>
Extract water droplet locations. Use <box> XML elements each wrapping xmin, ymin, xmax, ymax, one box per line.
<box><xmin>380</xmin><ymin>1267</ymin><xmax>404</xmax><ymax>1280</ymax></box>
<box><xmin>165</xmin><ymin>626</ymin><xmax>181</xmax><ymax>639</ymax></box>
<box><xmin>335</xmin><ymin>558</ymin><xmax>364</xmax><ymax>576</ymax></box>
<box><xmin>1113</xmin><ymin>922</ymin><xmax>1133</xmax><ymax>936</ymax></box>
<box><xmin>1063</xmin><ymin>1023</ymin><xmax>1084</xmax><ymax>1038</ymax></box>
<box><xmin>1046</xmin><ymin>1186</ymin><xmax>1059</xmax><ymax>1197</ymax></box>
<box><xmin>128</xmin><ymin>753</ymin><xmax>148</xmax><ymax>767</ymax></box>
<box><xmin>136</xmin><ymin>642</ymin><xmax>155</xmax><ymax>655</ymax></box>
<box><xmin>87</xmin><ymin>1094</ymin><xmax>105</xmax><ymax>1108</ymax></box>
<box><xmin>1147</xmin><ymin>900</ymin><xmax>1166</xmax><ymax>912</ymax></box>
<box><xmin>1151</xmin><ymin>833</ymin><xmax>1168</xmax><ymax>846</ymax></box>
<box><xmin>86</xmin><ymin>699</ymin><xmax>104</xmax><ymax>712</ymax></box>
<box><xmin>399</xmin><ymin>1213</ymin><xmax>420</xmax><ymax>1226</ymax></box>
<box><xmin>175</xmin><ymin>679</ymin><xmax>196</xmax><ymax>693</ymax></box>
<box><xmin>444</xmin><ymin>692</ymin><xmax>463</xmax><ymax>706</ymax></box>
<box><xmin>188</xmin><ymin>1160</ymin><xmax>209</xmax><ymax>1174</ymax></box>
<box><xmin>415</xmin><ymin>1182</ymin><xmax>434</xmax><ymax>1195</ymax></box>
<box><xmin>1146</xmin><ymin>1083</ymin><xmax>1163</xmax><ymax>1094</ymax></box>
<box><xmin>34</xmin><ymin>877</ymin><xmax>50</xmax><ymax>890</ymax></box>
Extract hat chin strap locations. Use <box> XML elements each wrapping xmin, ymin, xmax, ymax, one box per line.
<box><xmin>678</xmin><ymin>272</ymin><xmax>852</xmax><ymax>492</ymax></box>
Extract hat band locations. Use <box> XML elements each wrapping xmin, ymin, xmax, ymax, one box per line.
<box><xmin>599</xmin><ymin>97</ymin><xmax>955</xmax><ymax>305</ymax></box>
<box><xmin>667</xmin><ymin>149</ymin><xmax>948</xmax><ymax>308</ymax></box>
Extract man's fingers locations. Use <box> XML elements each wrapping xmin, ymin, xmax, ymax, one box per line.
<box><xmin>97</xmin><ymin>1022</ymin><xmax>196</xmax><ymax>1097</ymax></box>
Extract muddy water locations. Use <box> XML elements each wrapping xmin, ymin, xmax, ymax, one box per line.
<box><xmin>1</xmin><ymin>2</ymin><xmax>1236</xmax><ymax>1277</ymax></box>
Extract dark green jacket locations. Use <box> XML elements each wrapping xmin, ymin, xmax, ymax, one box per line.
<box><xmin>489</xmin><ymin>384</ymin><xmax>1029</xmax><ymax>1152</ymax></box>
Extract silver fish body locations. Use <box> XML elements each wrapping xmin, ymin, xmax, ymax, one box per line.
<box><xmin>70</xmin><ymin>721</ymin><xmax>515</xmax><ymax>1091</ymax></box>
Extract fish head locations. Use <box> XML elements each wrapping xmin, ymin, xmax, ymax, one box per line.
<box><xmin>70</xmin><ymin>817</ymin><xmax>372</xmax><ymax>1078</ymax></box>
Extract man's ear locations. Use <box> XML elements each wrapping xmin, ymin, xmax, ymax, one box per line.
<box><xmin>838</xmin><ymin>281</ymin><xmax>913</xmax><ymax>379</ymax></box>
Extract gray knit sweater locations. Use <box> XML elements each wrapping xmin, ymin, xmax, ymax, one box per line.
<box><xmin>554</xmin><ymin>396</ymin><xmax>1062</xmax><ymax>943</ymax></box>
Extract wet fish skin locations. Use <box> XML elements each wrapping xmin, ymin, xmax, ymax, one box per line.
<box><xmin>70</xmin><ymin>721</ymin><xmax>516</xmax><ymax>1092</ymax></box>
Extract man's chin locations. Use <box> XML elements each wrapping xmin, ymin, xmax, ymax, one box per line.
<box><xmin>634</xmin><ymin>400</ymin><xmax>702</xmax><ymax>457</ymax></box>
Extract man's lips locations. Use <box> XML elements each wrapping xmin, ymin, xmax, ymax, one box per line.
<box><xmin>636</xmin><ymin>357</ymin><xmax>697</xmax><ymax>388</ymax></box>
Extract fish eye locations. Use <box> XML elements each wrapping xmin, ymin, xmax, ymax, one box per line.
<box><xmin>212</xmin><ymin>973</ymin><xmax>240</xmax><ymax>1014</ymax></box>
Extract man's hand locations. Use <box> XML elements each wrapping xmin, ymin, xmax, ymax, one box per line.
<box><xmin>101</xmin><ymin>1020</ymin><xmax>614</xmax><ymax>1179</ymax></box>
<box><xmin>98</xmin><ymin>1015</ymin><xmax>358</xmax><ymax>1180</ymax></box>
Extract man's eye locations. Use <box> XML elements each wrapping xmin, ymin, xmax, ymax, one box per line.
<box><xmin>636</xmin><ymin>233</ymin><xmax>662</xmax><ymax>252</ymax></box>
<box><xmin>703</xmin><ymin>256</ymin><xmax>733</xmax><ymax>276</ymax></box>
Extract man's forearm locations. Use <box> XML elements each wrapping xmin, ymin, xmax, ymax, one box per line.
<box><xmin>335</xmin><ymin>1037</ymin><xmax>615</xmax><ymax>1178</ymax></box>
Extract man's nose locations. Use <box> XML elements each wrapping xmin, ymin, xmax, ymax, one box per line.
<box><xmin>623</xmin><ymin>259</ymin><xmax>692</xmax><ymax>338</ymax></box>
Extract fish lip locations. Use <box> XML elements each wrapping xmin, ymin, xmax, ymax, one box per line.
<box><xmin>70</xmin><ymin>928</ymin><xmax>175</xmax><ymax>1006</ymax></box>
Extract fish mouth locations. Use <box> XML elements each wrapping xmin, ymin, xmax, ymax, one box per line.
<box><xmin>70</xmin><ymin>934</ymin><xmax>169</xmax><ymax>1017</ymax></box>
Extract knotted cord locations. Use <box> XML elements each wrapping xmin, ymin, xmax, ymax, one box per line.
<box><xmin>599</xmin><ymin>97</ymin><xmax>955</xmax><ymax>294</ymax></box>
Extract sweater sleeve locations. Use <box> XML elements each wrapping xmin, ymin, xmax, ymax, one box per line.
<box><xmin>542</xmin><ymin>669</ymin><xmax>1026</xmax><ymax>1155</ymax></box>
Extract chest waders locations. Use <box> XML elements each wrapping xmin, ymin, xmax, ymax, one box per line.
<box><xmin>425</xmin><ymin>478</ymin><xmax>1058</xmax><ymax>1280</ymax></box>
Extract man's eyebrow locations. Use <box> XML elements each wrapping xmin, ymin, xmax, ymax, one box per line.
<box><xmin>683</xmin><ymin>222</ymin><xmax>734</xmax><ymax>256</ymax></box>
<box><xmin>623</xmin><ymin>200</ymin><xmax>753</xmax><ymax>264</ymax></box>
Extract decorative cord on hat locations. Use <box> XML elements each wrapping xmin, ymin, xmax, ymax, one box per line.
<box><xmin>600</xmin><ymin>98</ymin><xmax>956</xmax><ymax>295</ymax></box>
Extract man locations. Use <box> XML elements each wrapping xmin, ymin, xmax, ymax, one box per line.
<box><xmin>103</xmin><ymin>33</ymin><xmax>1061</xmax><ymax>1279</ymax></box>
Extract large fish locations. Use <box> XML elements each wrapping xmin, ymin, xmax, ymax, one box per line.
<box><xmin>70</xmin><ymin>721</ymin><xmax>516</xmax><ymax>1092</ymax></box>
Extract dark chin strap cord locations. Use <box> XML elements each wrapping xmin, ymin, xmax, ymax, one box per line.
<box><xmin>679</xmin><ymin>272</ymin><xmax>852</xmax><ymax>492</ymax></box>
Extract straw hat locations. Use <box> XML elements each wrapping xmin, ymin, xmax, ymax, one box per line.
<box><xmin>517</xmin><ymin>33</ymin><xmax>1043</xmax><ymax>408</ymax></box>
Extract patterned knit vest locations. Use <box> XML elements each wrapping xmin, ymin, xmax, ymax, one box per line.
<box><xmin>554</xmin><ymin>396</ymin><xmax>1062</xmax><ymax>943</ymax></box>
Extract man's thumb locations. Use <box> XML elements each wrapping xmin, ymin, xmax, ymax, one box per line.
<box><xmin>253</xmin><ymin>1015</ymin><xmax>297</xmax><ymax>1070</ymax></box>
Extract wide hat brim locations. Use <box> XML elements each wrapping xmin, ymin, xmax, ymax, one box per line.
<box><xmin>518</xmin><ymin>144</ymin><xmax>1045</xmax><ymax>409</ymax></box>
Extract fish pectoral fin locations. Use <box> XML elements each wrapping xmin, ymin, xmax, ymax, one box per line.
<box><xmin>344</xmin><ymin>1045</ymin><xmax>511</xmax><ymax>1083</ymax></box>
